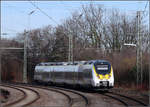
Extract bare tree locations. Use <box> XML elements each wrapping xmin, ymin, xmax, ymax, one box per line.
<box><xmin>103</xmin><ymin>10</ymin><xmax>138</xmax><ymax>52</ymax></box>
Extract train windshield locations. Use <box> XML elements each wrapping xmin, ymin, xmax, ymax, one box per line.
<box><xmin>95</xmin><ymin>64</ymin><xmax>111</xmax><ymax>75</ymax></box>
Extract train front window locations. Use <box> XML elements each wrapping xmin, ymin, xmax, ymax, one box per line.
<box><xmin>97</xmin><ymin>65</ymin><xmax>108</xmax><ymax>70</ymax></box>
<box><xmin>95</xmin><ymin>64</ymin><xmax>110</xmax><ymax>75</ymax></box>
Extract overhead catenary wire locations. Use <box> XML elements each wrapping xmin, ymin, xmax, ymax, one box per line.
<box><xmin>141</xmin><ymin>0</ymin><xmax>149</xmax><ymax>19</ymax></box>
<box><xmin>143</xmin><ymin>0</ymin><xmax>148</xmax><ymax>13</ymax></box>
<box><xmin>28</xmin><ymin>0</ymin><xmax>58</xmax><ymax>25</ymax></box>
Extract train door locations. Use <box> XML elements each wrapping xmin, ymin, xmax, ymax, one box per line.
<box><xmin>48</xmin><ymin>67</ymin><xmax>52</xmax><ymax>83</ymax></box>
<box><xmin>83</xmin><ymin>65</ymin><xmax>92</xmax><ymax>86</ymax></box>
<box><xmin>78</xmin><ymin>65</ymin><xmax>84</xmax><ymax>85</ymax></box>
<box><xmin>71</xmin><ymin>67</ymin><xmax>75</xmax><ymax>85</ymax></box>
<box><xmin>52</xmin><ymin>67</ymin><xmax>55</xmax><ymax>83</ymax></box>
<box><xmin>72</xmin><ymin>67</ymin><xmax>76</xmax><ymax>85</ymax></box>
<box><xmin>63</xmin><ymin>66</ymin><xmax>65</xmax><ymax>84</ymax></box>
<box><xmin>74</xmin><ymin>66</ymin><xmax>78</xmax><ymax>85</ymax></box>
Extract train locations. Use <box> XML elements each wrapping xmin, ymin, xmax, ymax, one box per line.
<box><xmin>34</xmin><ymin>60</ymin><xmax>114</xmax><ymax>89</ymax></box>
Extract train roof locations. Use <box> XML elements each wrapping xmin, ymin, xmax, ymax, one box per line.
<box><xmin>37</xmin><ymin>61</ymin><xmax>86</xmax><ymax>66</ymax></box>
<box><xmin>37</xmin><ymin>60</ymin><xmax>110</xmax><ymax>66</ymax></box>
<box><xmin>88</xmin><ymin>60</ymin><xmax>109</xmax><ymax>63</ymax></box>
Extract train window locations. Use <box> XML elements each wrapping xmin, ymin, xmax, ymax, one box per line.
<box><xmin>78</xmin><ymin>72</ymin><xmax>83</xmax><ymax>80</ymax></box>
<box><xmin>38</xmin><ymin>63</ymin><xmax>43</xmax><ymax>66</ymax></box>
<box><xmin>83</xmin><ymin>62</ymin><xmax>88</xmax><ymax>65</ymax></box>
<box><xmin>83</xmin><ymin>69</ymin><xmax>92</xmax><ymax>78</ymax></box>
<box><xmin>89</xmin><ymin>62</ymin><xmax>93</xmax><ymax>64</ymax></box>
<box><xmin>74</xmin><ymin>63</ymin><xmax>78</xmax><ymax>65</ymax></box>
<box><xmin>95</xmin><ymin>64</ymin><xmax>111</xmax><ymax>75</ymax></box>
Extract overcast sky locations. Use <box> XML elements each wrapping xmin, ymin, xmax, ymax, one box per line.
<box><xmin>1</xmin><ymin>1</ymin><xmax>149</xmax><ymax>38</ymax></box>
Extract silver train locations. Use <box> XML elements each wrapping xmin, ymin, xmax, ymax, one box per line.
<box><xmin>34</xmin><ymin>60</ymin><xmax>114</xmax><ymax>89</ymax></box>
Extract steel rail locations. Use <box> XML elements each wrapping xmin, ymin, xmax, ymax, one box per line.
<box><xmin>50</xmin><ymin>86</ymin><xmax>89</xmax><ymax>107</ymax></box>
<box><xmin>102</xmin><ymin>93</ymin><xmax>128</xmax><ymax>106</ymax></box>
<box><xmin>0</xmin><ymin>84</ymin><xmax>26</xmax><ymax>107</ymax></box>
<box><xmin>3</xmin><ymin>83</ymin><xmax>72</xmax><ymax>107</ymax></box>
<box><xmin>0</xmin><ymin>84</ymin><xmax>40</xmax><ymax>107</ymax></box>
<box><xmin>98</xmin><ymin>90</ymin><xmax>148</xmax><ymax>107</ymax></box>
<box><xmin>25</xmin><ymin>84</ymin><xmax>73</xmax><ymax>107</ymax></box>
<box><xmin>108</xmin><ymin>91</ymin><xmax>147</xmax><ymax>106</ymax></box>
<box><xmin>7</xmin><ymin>83</ymin><xmax>89</xmax><ymax>107</ymax></box>
<box><xmin>25</xmin><ymin>84</ymin><xmax>89</xmax><ymax>107</ymax></box>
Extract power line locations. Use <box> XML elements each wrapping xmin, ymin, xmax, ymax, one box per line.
<box><xmin>143</xmin><ymin>1</ymin><xmax>148</xmax><ymax>13</ymax></box>
<box><xmin>28</xmin><ymin>0</ymin><xmax>58</xmax><ymax>25</ymax></box>
<box><xmin>141</xmin><ymin>1</ymin><xmax>149</xmax><ymax>19</ymax></box>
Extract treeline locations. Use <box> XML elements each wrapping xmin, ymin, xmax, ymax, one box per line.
<box><xmin>2</xmin><ymin>4</ymin><xmax>149</xmax><ymax>88</ymax></box>
<box><xmin>15</xmin><ymin>4</ymin><xmax>149</xmax><ymax>61</ymax></box>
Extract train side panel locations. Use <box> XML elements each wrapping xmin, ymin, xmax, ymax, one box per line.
<box><xmin>82</xmin><ymin>65</ymin><xmax>93</xmax><ymax>87</ymax></box>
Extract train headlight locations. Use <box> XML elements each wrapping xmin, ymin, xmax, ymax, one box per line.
<box><xmin>105</xmin><ymin>74</ymin><xmax>109</xmax><ymax>79</ymax></box>
<box><xmin>99</xmin><ymin>75</ymin><xmax>103</xmax><ymax>79</ymax></box>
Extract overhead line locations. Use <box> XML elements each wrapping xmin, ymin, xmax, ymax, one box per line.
<box><xmin>143</xmin><ymin>0</ymin><xmax>148</xmax><ymax>13</ymax></box>
<box><xmin>28</xmin><ymin>0</ymin><xmax>58</xmax><ymax>25</ymax></box>
<box><xmin>141</xmin><ymin>1</ymin><xmax>149</xmax><ymax>19</ymax></box>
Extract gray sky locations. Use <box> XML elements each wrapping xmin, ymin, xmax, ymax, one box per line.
<box><xmin>1</xmin><ymin>1</ymin><xmax>149</xmax><ymax>39</ymax></box>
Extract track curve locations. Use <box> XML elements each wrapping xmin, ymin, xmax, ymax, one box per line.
<box><xmin>2</xmin><ymin>83</ymin><xmax>89</xmax><ymax>107</ymax></box>
<box><xmin>50</xmin><ymin>86</ymin><xmax>89</xmax><ymax>107</ymax></box>
<box><xmin>0</xmin><ymin>84</ymin><xmax>40</xmax><ymax>107</ymax></box>
<box><xmin>98</xmin><ymin>90</ymin><xmax>148</xmax><ymax>106</ymax></box>
<box><xmin>2</xmin><ymin>83</ymin><xmax>148</xmax><ymax>107</ymax></box>
<box><xmin>23</xmin><ymin>84</ymin><xmax>89</xmax><ymax>107</ymax></box>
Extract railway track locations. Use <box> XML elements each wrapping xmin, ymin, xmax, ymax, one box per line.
<box><xmin>22</xmin><ymin>84</ymin><xmax>75</xmax><ymax>107</ymax></box>
<box><xmin>0</xmin><ymin>84</ymin><xmax>40</xmax><ymax>107</ymax></box>
<box><xmin>49</xmin><ymin>86</ymin><xmax>89</xmax><ymax>107</ymax></box>
<box><xmin>0</xmin><ymin>85</ymin><xmax>26</xmax><ymax>106</ymax></box>
<box><xmin>98</xmin><ymin>90</ymin><xmax>148</xmax><ymax>106</ymax></box>
<box><xmin>1</xmin><ymin>83</ymin><xmax>148</xmax><ymax>107</ymax></box>
<box><xmin>2</xmin><ymin>83</ymin><xmax>90</xmax><ymax>107</ymax></box>
<box><xmin>60</xmin><ymin>87</ymin><xmax>148</xmax><ymax>107</ymax></box>
<box><xmin>24</xmin><ymin>84</ymin><xmax>89</xmax><ymax>107</ymax></box>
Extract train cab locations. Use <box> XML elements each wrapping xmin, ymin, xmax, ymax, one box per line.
<box><xmin>91</xmin><ymin>60</ymin><xmax>114</xmax><ymax>88</ymax></box>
